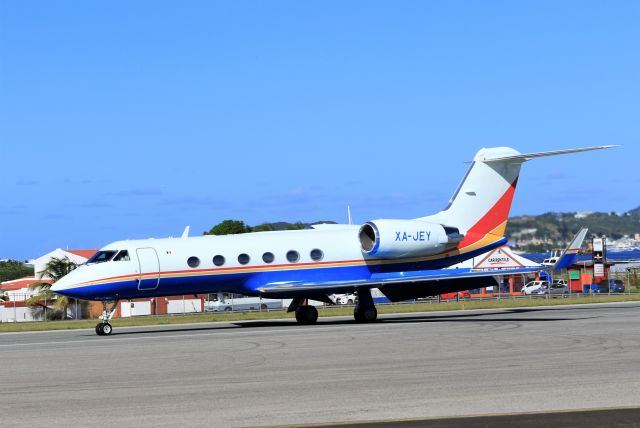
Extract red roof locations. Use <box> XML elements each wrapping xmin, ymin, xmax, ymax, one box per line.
<box><xmin>0</xmin><ymin>301</ymin><xmax>29</xmax><ymax>307</ymax></box>
<box><xmin>1</xmin><ymin>276</ymin><xmax>52</xmax><ymax>291</ymax></box>
<box><xmin>65</xmin><ymin>249</ymin><xmax>97</xmax><ymax>259</ymax></box>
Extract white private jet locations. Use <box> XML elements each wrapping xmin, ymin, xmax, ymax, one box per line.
<box><xmin>52</xmin><ymin>146</ymin><xmax>611</xmax><ymax>335</ymax></box>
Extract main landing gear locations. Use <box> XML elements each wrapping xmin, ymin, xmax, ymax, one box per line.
<box><xmin>295</xmin><ymin>305</ymin><xmax>318</xmax><ymax>324</ymax></box>
<box><xmin>95</xmin><ymin>300</ymin><xmax>119</xmax><ymax>336</ymax></box>
<box><xmin>353</xmin><ymin>288</ymin><xmax>377</xmax><ymax>323</ymax></box>
<box><xmin>287</xmin><ymin>290</ymin><xmax>379</xmax><ymax>325</ymax></box>
<box><xmin>288</xmin><ymin>298</ymin><xmax>319</xmax><ymax>325</ymax></box>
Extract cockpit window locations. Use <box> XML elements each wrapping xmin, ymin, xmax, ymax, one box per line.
<box><xmin>113</xmin><ymin>250</ymin><xmax>130</xmax><ymax>262</ymax></box>
<box><xmin>86</xmin><ymin>250</ymin><xmax>118</xmax><ymax>264</ymax></box>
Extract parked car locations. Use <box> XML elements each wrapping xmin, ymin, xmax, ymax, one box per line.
<box><xmin>440</xmin><ymin>291</ymin><xmax>471</xmax><ymax>300</ymax></box>
<box><xmin>521</xmin><ymin>281</ymin><xmax>549</xmax><ymax>295</ymax></box>
<box><xmin>205</xmin><ymin>297</ymin><xmax>282</xmax><ymax>312</ymax></box>
<box><xmin>610</xmin><ymin>279</ymin><xmax>626</xmax><ymax>293</ymax></box>
<box><xmin>532</xmin><ymin>283</ymin><xmax>569</xmax><ymax>296</ymax></box>
<box><xmin>597</xmin><ymin>279</ymin><xmax>625</xmax><ymax>293</ymax></box>
<box><xmin>335</xmin><ymin>293</ymin><xmax>357</xmax><ymax>305</ymax></box>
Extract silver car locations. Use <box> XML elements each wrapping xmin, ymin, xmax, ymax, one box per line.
<box><xmin>533</xmin><ymin>283</ymin><xmax>570</xmax><ymax>296</ymax></box>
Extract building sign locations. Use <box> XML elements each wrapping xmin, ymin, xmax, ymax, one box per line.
<box><xmin>592</xmin><ymin>237</ymin><xmax>606</xmax><ymax>278</ymax></box>
<box><xmin>594</xmin><ymin>263</ymin><xmax>605</xmax><ymax>277</ymax></box>
<box><xmin>475</xmin><ymin>248</ymin><xmax>524</xmax><ymax>269</ymax></box>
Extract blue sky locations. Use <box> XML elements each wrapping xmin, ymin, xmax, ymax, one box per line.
<box><xmin>1</xmin><ymin>1</ymin><xmax>638</xmax><ymax>260</ymax></box>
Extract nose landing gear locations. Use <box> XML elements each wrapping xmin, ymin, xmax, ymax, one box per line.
<box><xmin>95</xmin><ymin>300</ymin><xmax>119</xmax><ymax>336</ymax></box>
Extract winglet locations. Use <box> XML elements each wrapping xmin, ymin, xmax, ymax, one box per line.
<box><xmin>181</xmin><ymin>225</ymin><xmax>190</xmax><ymax>239</ymax></box>
<box><xmin>552</xmin><ymin>227</ymin><xmax>588</xmax><ymax>270</ymax></box>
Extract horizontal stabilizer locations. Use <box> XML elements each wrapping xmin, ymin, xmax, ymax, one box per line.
<box><xmin>481</xmin><ymin>145</ymin><xmax>617</xmax><ymax>163</ymax></box>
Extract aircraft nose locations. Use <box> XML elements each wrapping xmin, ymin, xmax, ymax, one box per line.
<box><xmin>51</xmin><ymin>274</ymin><xmax>73</xmax><ymax>294</ymax></box>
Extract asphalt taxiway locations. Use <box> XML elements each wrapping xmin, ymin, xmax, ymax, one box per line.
<box><xmin>1</xmin><ymin>302</ymin><xmax>639</xmax><ymax>427</ymax></box>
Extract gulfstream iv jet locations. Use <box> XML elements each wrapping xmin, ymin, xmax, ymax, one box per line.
<box><xmin>52</xmin><ymin>146</ymin><xmax>611</xmax><ymax>335</ymax></box>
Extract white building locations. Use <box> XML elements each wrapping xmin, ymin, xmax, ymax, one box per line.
<box><xmin>0</xmin><ymin>276</ymin><xmax>53</xmax><ymax>302</ymax></box>
<box><xmin>30</xmin><ymin>248</ymin><xmax>97</xmax><ymax>278</ymax></box>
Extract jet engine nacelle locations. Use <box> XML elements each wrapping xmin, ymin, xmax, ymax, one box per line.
<box><xmin>358</xmin><ymin>219</ymin><xmax>464</xmax><ymax>258</ymax></box>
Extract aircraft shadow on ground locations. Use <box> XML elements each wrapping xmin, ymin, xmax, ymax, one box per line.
<box><xmin>106</xmin><ymin>304</ymin><xmax>622</xmax><ymax>336</ymax></box>
<box><xmin>236</xmin><ymin>314</ymin><xmax>586</xmax><ymax>328</ymax></box>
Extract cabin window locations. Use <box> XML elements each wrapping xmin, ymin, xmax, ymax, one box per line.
<box><xmin>310</xmin><ymin>249</ymin><xmax>324</xmax><ymax>261</ymax></box>
<box><xmin>238</xmin><ymin>253</ymin><xmax>250</xmax><ymax>265</ymax></box>
<box><xmin>213</xmin><ymin>255</ymin><xmax>225</xmax><ymax>266</ymax></box>
<box><xmin>86</xmin><ymin>250</ymin><xmax>117</xmax><ymax>264</ymax></box>
<box><xmin>187</xmin><ymin>256</ymin><xmax>200</xmax><ymax>268</ymax></box>
<box><xmin>262</xmin><ymin>252</ymin><xmax>275</xmax><ymax>264</ymax></box>
<box><xmin>286</xmin><ymin>250</ymin><xmax>300</xmax><ymax>263</ymax></box>
<box><xmin>113</xmin><ymin>250</ymin><xmax>130</xmax><ymax>262</ymax></box>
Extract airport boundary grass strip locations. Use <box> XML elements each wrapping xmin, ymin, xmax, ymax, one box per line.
<box><xmin>1</xmin><ymin>294</ymin><xmax>640</xmax><ymax>333</ymax></box>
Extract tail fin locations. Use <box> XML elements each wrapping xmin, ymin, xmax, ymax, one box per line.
<box><xmin>553</xmin><ymin>227</ymin><xmax>588</xmax><ymax>270</ymax></box>
<box><xmin>418</xmin><ymin>146</ymin><xmax>614</xmax><ymax>248</ymax></box>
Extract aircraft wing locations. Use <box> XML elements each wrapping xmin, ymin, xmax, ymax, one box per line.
<box><xmin>258</xmin><ymin>228</ymin><xmax>588</xmax><ymax>298</ymax></box>
<box><xmin>257</xmin><ymin>266</ymin><xmax>541</xmax><ymax>296</ymax></box>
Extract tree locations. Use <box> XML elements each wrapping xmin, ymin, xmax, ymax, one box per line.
<box><xmin>0</xmin><ymin>260</ymin><xmax>34</xmax><ymax>282</ymax></box>
<box><xmin>27</xmin><ymin>257</ymin><xmax>80</xmax><ymax>320</ymax></box>
<box><xmin>286</xmin><ymin>221</ymin><xmax>305</xmax><ymax>231</ymax></box>
<box><xmin>251</xmin><ymin>223</ymin><xmax>274</xmax><ymax>232</ymax></box>
<box><xmin>204</xmin><ymin>220</ymin><xmax>251</xmax><ymax>235</ymax></box>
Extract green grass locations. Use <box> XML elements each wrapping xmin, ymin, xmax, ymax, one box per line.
<box><xmin>2</xmin><ymin>294</ymin><xmax>640</xmax><ymax>333</ymax></box>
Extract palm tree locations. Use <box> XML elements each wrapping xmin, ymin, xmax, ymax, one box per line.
<box><xmin>27</xmin><ymin>257</ymin><xmax>79</xmax><ymax>320</ymax></box>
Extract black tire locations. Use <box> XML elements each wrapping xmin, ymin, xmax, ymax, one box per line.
<box><xmin>364</xmin><ymin>308</ymin><xmax>377</xmax><ymax>322</ymax></box>
<box><xmin>295</xmin><ymin>306</ymin><xmax>318</xmax><ymax>324</ymax></box>
<box><xmin>224</xmin><ymin>306</ymin><xmax>232</xmax><ymax>312</ymax></box>
<box><xmin>260</xmin><ymin>303</ymin><xmax>268</xmax><ymax>310</ymax></box>
<box><xmin>102</xmin><ymin>323</ymin><xmax>112</xmax><ymax>335</ymax></box>
<box><xmin>95</xmin><ymin>324</ymin><xmax>104</xmax><ymax>336</ymax></box>
<box><xmin>347</xmin><ymin>299</ymin><xmax>353</xmax><ymax>305</ymax></box>
<box><xmin>306</xmin><ymin>306</ymin><xmax>318</xmax><ymax>324</ymax></box>
<box><xmin>354</xmin><ymin>307</ymin><xmax>377</xmax><ymax>323</ymax></box>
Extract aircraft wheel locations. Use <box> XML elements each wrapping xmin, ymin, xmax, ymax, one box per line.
<box><xmin>95</xmin><ymin>324</ymin><xmax>104</xmax><ymax>336</ymax></box>
<box><xmin>354</xmin><ymin>308</ymin><xmax>377</xmax><ymax>323</ymax></box>
<box><xmin>102</xmin><ymin>323</ymin><xmax>113</xmax><ymax>335</ymax></box>
<box><xmin>295</xmin><ymin>306</ymin><xmax>318</xmax><ymax>324</ymax></box>
<box><xmin>306</xmin><ymin>306</ymin><xmax>318</xmax><ymax>324</ymax></box>
<box><xmin>364</xmin><ymin>308</ymin><xmax>377</xmax><ymax>322</ymax></box>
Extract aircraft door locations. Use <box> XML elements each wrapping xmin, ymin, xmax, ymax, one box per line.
<box><xmin>136</xmin><ymin>248</ymin><xmax>160</xmax><ymax>290</ymax></box>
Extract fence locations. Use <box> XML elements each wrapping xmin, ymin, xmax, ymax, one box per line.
<box><xmin>1</xmin><ymin>289</ymin><xmax>638</xmax><ymax>323</ymax></box>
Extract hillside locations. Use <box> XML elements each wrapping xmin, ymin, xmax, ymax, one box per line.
<box><xmin>505</xmin><ymin>207</ymin><xmax>640</xmax><ymax>251</ymax></box>
<box><xmin>206</xmin><ymin>209</ymin><xmax>640</xmax><ymax>252</ymax></box>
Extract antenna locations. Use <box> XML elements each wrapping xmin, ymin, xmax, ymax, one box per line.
<box><xmin>347</xmin><ymin>206</ymin><xmax>352</xmax><ymax>225</ymax></box>
<box><xmin>181</xmin><ymin>226</ymin><xmax>190</xmax><ymax>239</ymax></box>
